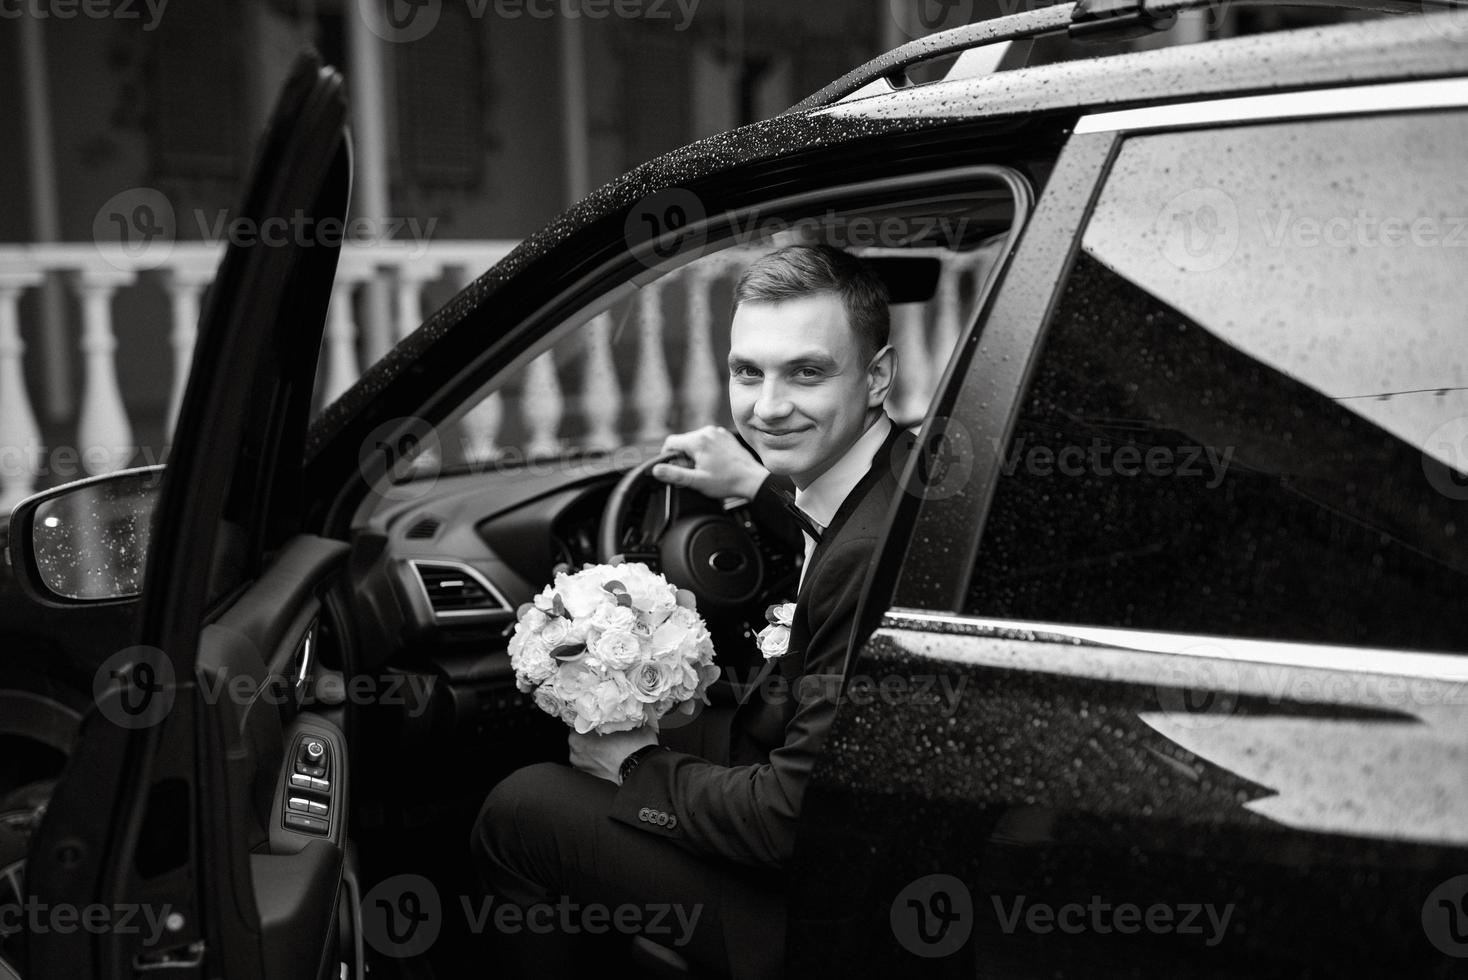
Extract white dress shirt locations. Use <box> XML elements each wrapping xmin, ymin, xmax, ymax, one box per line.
<box><xmin>794</xmin><ymin>414</ymin><xmax>893</xmax><ymax>590</ymax></box>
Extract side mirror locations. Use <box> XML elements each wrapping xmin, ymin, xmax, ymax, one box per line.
<box><xmin>7</xmin><ymin>466</ymin><xmax>164</xmax><ymax>602</ymax></box>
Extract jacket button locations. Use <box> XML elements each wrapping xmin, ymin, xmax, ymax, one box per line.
<box><xmin>637</xmin><ymin>808</ymin><xmax>650</xmax><ymax>822</ymax></box>
<box><xmin>666</xmin><ymin>815</ymin><xmax>678</xmax><ymax>829</ymax></box>
<box><xmin>655</xmin><ymin>812</ymin><xmax>668</xmax><ymax>826</ymax></box>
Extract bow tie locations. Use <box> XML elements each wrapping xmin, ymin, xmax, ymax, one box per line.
<box><xmin>776</xmin><ymin>491</ymin><xmax>825</xmax><ymax>543</ymax></box>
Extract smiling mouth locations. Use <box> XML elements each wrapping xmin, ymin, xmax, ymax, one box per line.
<box><xmin>757</xmin><ymin>427</ymin><xmax>809</xmax><ymax>439</ymax></box>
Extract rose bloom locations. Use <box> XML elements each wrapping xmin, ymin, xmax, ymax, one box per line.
<box><xmin>567</xmin><ymin>671</ymin><xmax>645</xmax><ymax>734</ymax></box>
<box><xmin>538</xmin><ymin>616</ymin><xmax>571</xmax><ymax>648</ymax></box>
<box><xmin>667</xmin><ymin>606</ymin><xmax>702</xmax><ymax>631</ymax></box>
<box><xmin>532</xmin><ymin>682</ymin><xmax>567</xmax><ymax>722</ymax></box>
<box><xmin>553</xmin><ymin>569</ymin><xmax>610</xmax><ymax>619</ymax></box>
<box><xmin>590</xmin><ymin>602</ymin><xmax>638</xmax><ymax>634</ymax></box>
<box><xmin>591</xmin><ymin>629</ymin><xmax>644</xmax><ymax>670</ymax></box>
<box><xmin>510</xmin><ymin>633</ymin><xmax>556</xmax><ymax>689</ymax></box>
<box><xmin>650</xmin><ymin>619</ymin><xmax>695</xmax><ymax>657</ymax></box>
<box><xmin>770</xmin><ymin>602</ymin><xmax>796</xmax><ymax>627</ymax></box>
<box><xmin>618</xmin><ymin>563</ymin><xmax>679</xmax><ymax>625</ymax></box>
<box><xmin>628</xmin><ymin>659</ymin><xmax>679</xmax><ymax>704</ymax></box>
<box><xmin>757</xmin><ymin>624</ymin><xmax>790</xmax><ymax>659</ymax></box>
<box><xmin>521</xmin><ymin>607</ymin><xmax>549</xmax><ymax>632</ymax></box>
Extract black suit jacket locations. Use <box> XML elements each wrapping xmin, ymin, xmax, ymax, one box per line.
<box><xmin>610</xmin><ymin>422</ymin><xmax>914</xmax><ymax>869</ymax></box>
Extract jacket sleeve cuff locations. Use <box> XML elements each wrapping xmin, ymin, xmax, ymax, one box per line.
<box><xmin>609</xmin><ymin>748</ymin><xmax>685</xmax><ymax>837</ymax></box>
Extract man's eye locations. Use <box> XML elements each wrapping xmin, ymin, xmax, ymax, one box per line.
<box><xmin>731</xmin><ymin>366</ymin><xmax>760</xmax><ymax>380</ymax></box>
<box><xmin>794</xmin><ymin>367</ymin><xmax>823</xmax><ymax>380</ymax></box>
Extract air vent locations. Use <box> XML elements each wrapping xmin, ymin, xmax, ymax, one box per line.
<box><xmin>408</xmin><ymin>560</ymin><xmax>511</xmax><ymax>620</ymax></box>
<box><xmin>405</xmin><ymin>516</ymin><xmax>443</xmax><ymax>540</ymax></box>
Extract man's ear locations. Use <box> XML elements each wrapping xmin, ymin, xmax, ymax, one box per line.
<box><xmin>866</xmin><ymin>343</ymin><xmax>896</xmax><ymax>408</ymax></box>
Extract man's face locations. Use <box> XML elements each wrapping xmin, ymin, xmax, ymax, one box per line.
<box><xmin>727</xmin><ymin>292</ymin><xmax>884</xmax><ymax>489</ymax></box>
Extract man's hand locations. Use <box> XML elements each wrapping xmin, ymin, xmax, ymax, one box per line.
<box><xmin>653</xmin><ymin>425</ymin><xmax>768</xmax><ymax>502</ymax></box>
<box><xmin>568</xmin><ymin>727</ymin><xmax>658</xmax><ymax>784</ymax></box>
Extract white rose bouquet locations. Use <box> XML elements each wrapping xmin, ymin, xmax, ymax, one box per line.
<box><xmin>507</xmin><ymin>562</ymin><xmax>721</xmax><ymax>735</ymax></box>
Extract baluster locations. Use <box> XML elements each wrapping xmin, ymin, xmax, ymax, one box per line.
<box><xmin>680</xmin><ymin>266</ymin><xmax>720</xmax><ymax>430</ymax></box>
<box><xmin>72</xmin><ymin>268</ymin><xmax>137</xmax><ymax>475</ymax></box>
<box><xmin>580</xmin><ymin>313</ymin><xmax>621</xmax><ymax>451</ymax></box>
<box><xmin>0</xmin><ymin>272</ymin><xmax>44</xmax><ymax>508</ymax></box>
<box><xmin>522</xmin><ymin>351</ymin><xmax>563</xmax><ymax>458</ymax></box>
<box><xmin>931</xmin><ymin>263</ymin><xmax>963</xmax><ymax>377</ymax></box>
<box><xmin>892</xmin><ymin>303</ymin><xmax>933</xmax><ymax>424</ymax></box>
<box><xmin>159</xmin><ymin>266</ymin><xmax>213</xmax><ymax>439</ymax></box>
<box><xmin>460</xmin><ymin>393</ymin><xmax>503</xmax><ymax>466</ymax></box>
<box><xmin>445</xmin><ymin>264</ymin><xmax>502</xmax><ymax>466</ymax></box>
<box><xmin>393</xmin><ymin>263</ymin><xmax>442</xmax><ymax>343</ymax></box>
<box><xmin>635</xmin><ymin>280</ymin><xmax>673</xmax><ymax>444</ymax></box>
<box><xmin>319</xmin><ymin>280</ymin><xmax>361</xmax><ymax>406</ymax></box>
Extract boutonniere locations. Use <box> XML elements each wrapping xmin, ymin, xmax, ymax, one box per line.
<box><xmin>756</xmin><ymin>601</ymin><xmax>796</xmax><ymax>660</ymax></box>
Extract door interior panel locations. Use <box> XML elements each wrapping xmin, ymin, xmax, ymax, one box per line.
<box><xmin>197</xmin><ymin>535</ymin><xmax>351</xmax><ymax>979</ymax></box>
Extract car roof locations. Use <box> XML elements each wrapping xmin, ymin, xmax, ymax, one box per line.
<box><xmin>816</xmin><ymin>10</ymin><xmax>1468</xmax><ymax>125</ymax></box>
<box><xmin>304</xmin><ymin>10</ymin><xmax>1467</xmax><ymax>509</ymax></box>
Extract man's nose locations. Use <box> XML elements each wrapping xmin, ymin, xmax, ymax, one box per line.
<box><xmin>752</xmin><ymin>380</ymin><xmax>794</xmax><ymax>421</ymax></box>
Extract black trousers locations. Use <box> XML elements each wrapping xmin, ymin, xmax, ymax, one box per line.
<box><xmin>468</xmin><ymin>709</ymin><xmax>786</xmax><ymax>979</ymax></box>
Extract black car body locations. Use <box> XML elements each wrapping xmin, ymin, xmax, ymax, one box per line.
<box><xmin>3</xmin><ymin>3</ymin><xmax>1468</xmax><ymax>977</ymax></box>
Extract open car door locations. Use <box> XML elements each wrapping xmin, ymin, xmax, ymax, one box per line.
<box><xmin>23</xmin><ymin>53</ymin><xmax>352</xmax><ymax>980</ymax></box>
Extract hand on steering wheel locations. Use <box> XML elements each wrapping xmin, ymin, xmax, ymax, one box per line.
<box><xmin>650</xmin><ymin>426</ymin><xmax>769</xmax><ymax>503</ymax></box>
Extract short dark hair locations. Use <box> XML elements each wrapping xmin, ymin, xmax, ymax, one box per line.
<box><xmin>731</xmin><ymin>244</ymin><xmax>890</xmax><ymax>359</ymax></box>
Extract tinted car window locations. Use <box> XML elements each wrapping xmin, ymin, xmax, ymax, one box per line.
<box><xmin>966</xmin><ymin>110</ymin><xmax>1468</xmax><ymax>653</ymax></box>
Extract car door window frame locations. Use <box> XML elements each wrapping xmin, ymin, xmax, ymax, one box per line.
<box><xmin>885</xmin><ymin>76</ymin><xmax>1468</xmax><ymax>623</ymax></box>
<box><xmin>344</xmin><ymin>163</ymin><xmax>1038</xmax><ymax>530</ymax></box>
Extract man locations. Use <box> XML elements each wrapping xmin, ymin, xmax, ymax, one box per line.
<box><xmin>471</xmin><ymin>244</ymin><xmax>914</xmax><ymax>978</ymax></box>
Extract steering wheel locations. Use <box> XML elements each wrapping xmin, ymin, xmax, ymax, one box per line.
<box><xmin>597</xmin><ymin>452</ymin><xmax>766</xmax><ymax>611</ymax></box>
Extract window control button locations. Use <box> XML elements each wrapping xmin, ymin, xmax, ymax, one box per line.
<box><xmin>284</xmin><ymin>812</ymin><xmax>328</xmax><ymax>835</ymax></box>
<box><xmin>307</xmin><ymin>801</ymin><xmax>328</xmax><ymax>816</ymax></box>
<box><xmin>289</xmin><ymin>774</ymin><xmax>312</xmax><ymax>790</ymax></box>
<box><xmin>309</xmin><ymin>777</ymin><xmax>330</xmax><ymax>793</ymax></box>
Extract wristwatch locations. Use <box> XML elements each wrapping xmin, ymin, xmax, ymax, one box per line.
<box><xmin>618</xmin><ymin>744</ymin><xmax>665</xmax><ymax>784</ymax></box>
